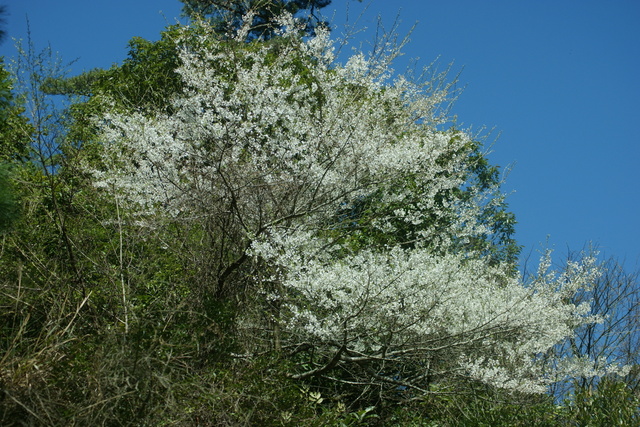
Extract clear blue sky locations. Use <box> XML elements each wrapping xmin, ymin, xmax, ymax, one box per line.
<box><xmin>2</xmin><ymin>0</ymin><xmax>639</xmax><ymax>268</ymax></box>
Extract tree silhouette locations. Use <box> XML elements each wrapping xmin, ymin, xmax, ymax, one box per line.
<box><xmin>0</xmin><ymin>5</ymin><xmax>7</xmax><ymax>44</ymax></box>
<box><xmin>180</xmin><ymin>0</ymin><xmax>348</xmax><ymax>40</ymax></box>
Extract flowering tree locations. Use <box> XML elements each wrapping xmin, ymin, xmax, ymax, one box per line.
<box><xmin>549</xmin><ymin>251</ymin><xmax>640</xmax><ymax>400</ymax></box>
<box><xmin>89</xmin><ymin>16</ymin><xmax>615</xmax><ymax>402</ymax></box>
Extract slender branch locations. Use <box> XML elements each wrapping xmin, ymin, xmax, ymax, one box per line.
<box><xmin>289</xmin><ymin>344</ymin><xmax>346</xmax><ymax>380</ymax></box>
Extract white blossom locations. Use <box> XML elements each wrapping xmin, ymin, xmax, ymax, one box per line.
<box><xmin>89</xmin><ymin>17</ymin><xmax>621</xmax><ymax>394</ymax></box>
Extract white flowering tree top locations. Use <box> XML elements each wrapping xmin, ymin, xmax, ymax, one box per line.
<box><xmin>90</xmin><ymin>15</ymin><xmax>620</xmax><ymax>399</ymax></box>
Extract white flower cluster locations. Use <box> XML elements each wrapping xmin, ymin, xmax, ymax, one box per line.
<box><xmin>91</xmin><ymin>16</ymin><xmax>617</xmax><ymax>393</ymax></box>
<box><xmin>253</xmin><ymin>234</ymin><xmax>607</xmax><ymax>392</ymax></box>
<box><xmin>93</xmin><ymin>17</ymin><xmax>477</xmax><ymax>241</ymax></box>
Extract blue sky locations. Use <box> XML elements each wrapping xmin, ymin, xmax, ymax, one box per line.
<box><xmin>2</xmin><ymin>0</ymin><xmax>639</xmax><ymax>268</ymax></box>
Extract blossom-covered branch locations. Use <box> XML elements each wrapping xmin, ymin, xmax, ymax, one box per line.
<box><xmin>89</xmin><ymin>15</ymin><xmax>621</xmax><ymax>399</ymax></box>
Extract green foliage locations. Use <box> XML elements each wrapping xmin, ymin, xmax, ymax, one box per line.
<box><xmin>0</xmin><ymin>57</ymin><xmax>11</xmax><ymax>112</ymax></box>
<box><xmin>40</xmin><ymin>67</ymin><xmax>109</xmax><ymax>97</ymax></box>
<box><xmin>0</xmin><ymin>58</ymin><xmax>31</xmax><ymax>233</ymax></box>
<box><xmin>43</xmin><ymin>25</ymin><xmax>184</xmax><ymax>115</ymax></box>
<box><xmin>2</xmin><ymin>8</ymin><xmax>633</xmax><ymax>426</ymax></box>
<box><xmin>567</xmin><ymin>378</ymin><xmax>640</xmax><ymax>427</ymax></box>
<box><xmin>456</xmin><ymin>141</ymin><xmax>519</xmax><ymax>265</ymax></box>
<box><xmin>337</xmin><ymin>406</ymin><xmax>379</xmax><ymax>426</ymax></box>
<box><xmin>379</xmin><ymin>383</ymin><xmax>562</xmax><ymax>427</ymax></box>
<box><xmin>325</xmin><ymin>134</ymin><xmax>520</xmax><ymax>266</ymax></box>
<box><xmin>0</xmin><ymin>58</ymin><xmax>32</xmax><ymax>162</ymax></box>
<box><xmin>0</xmin><ymin>163</ymin><xmax>19</xmax><ymax>232</ymax></box>
<box><xmin>104</xmin><ymin>31</ymin><xmax>184</xmax><ymax>112</ymax></box>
